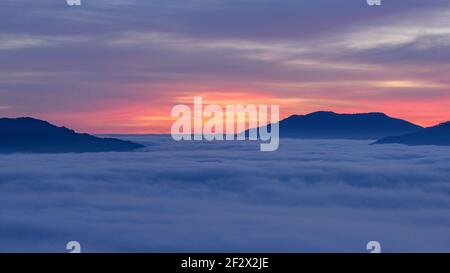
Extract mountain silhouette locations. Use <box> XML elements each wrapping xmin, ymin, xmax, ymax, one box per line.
<box><xmin>0</xmin><ymin>117</ymin><xmax>144</xmax><ymax>153</ymax></box>
<box><xmin>374</xmin><ymin>121</ymin><xmax>450</xmax><ymax>146</ymax></box>
<box><xmin>245</xmin><ymin>111</ymin><xmax>423</xmax><ymax>139</ymax></box>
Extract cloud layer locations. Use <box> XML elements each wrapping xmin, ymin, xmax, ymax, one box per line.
<box><xmin>1</xmin><ymin>137</ymin><xmax>450</xmax><ymax>252</ymax></box>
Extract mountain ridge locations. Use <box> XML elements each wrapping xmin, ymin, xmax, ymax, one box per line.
<box><xmin>374</xmin><ymin>121</ymin><xmax>450</xmax><ymax>146</ymax></box>
<box><xmin>245</xmin><ymin>111</ymin><xmax>423</xmax><ymax>140</ymax></box>
<box><xmin>0</xmin><ymin>117</ymin><xmax>144</xmax><ymax>153</ymax></box>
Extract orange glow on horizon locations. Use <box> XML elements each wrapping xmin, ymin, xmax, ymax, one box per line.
<box><xmin>27</xmin><ymin>89</ymin><xmax>450</xmax><ymax>134</ymax></box>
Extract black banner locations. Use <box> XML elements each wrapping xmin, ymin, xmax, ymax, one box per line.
<box><xmin>0</xmin><ymin>253</ymin><xmax>447</xmax><ymax>272</ymax></box>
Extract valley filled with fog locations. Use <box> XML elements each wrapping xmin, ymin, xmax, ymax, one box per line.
<box><xmin>1</xmin><ymin>136</ymin><xmax>450</xmax><ymax>252</ymax></box>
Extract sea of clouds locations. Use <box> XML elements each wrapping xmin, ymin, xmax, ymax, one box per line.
<box><xmin>1</xmin><ymin>136</ymin><xmax>450</xmax><ymax>252</ymax></box>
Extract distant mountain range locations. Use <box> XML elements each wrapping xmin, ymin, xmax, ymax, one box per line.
<box><xmin>374</xmin><ymin>122</ymin><xmax>450</xmax><ymax>146</ymax></box>
<box><xmin>247</xmin><ymin>111</ymin><xmax>423</xmax><ymax>140</ymax></box>
<box><xmin>0</xmin><ymin>117</ymin><xmax>144</xmax><ymax>153</ymax></box>
<box><xmin>2</xmin><ymin>112</ymin><xmax>449</xmax><ymax>153</ymax></box>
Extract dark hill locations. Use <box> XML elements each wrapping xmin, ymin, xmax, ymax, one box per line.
<box><xmin>0</xmin><ymin>117</ymin><xmax>144</xmax><ymax>153</ymax></box>
<box><xmin>374</xmin><ymin>121</ymin><xmax>450</xmax><ymax>146</ymax></box>
<box><xmin>245</xmin><ymin>111</ymin><xmax>423</xmax><ymax>140</ymax></box>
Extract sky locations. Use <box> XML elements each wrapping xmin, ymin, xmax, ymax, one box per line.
<box><xmin>1</xmin><ymin>0</ymin><xmax>450</xmax><ymax>133</ymax></box>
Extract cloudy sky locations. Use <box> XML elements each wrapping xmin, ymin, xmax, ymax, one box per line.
<box><xmin>1</xmin><ymin>0</ymin><xmax>449</xmax><ymax>133</ymax></box>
